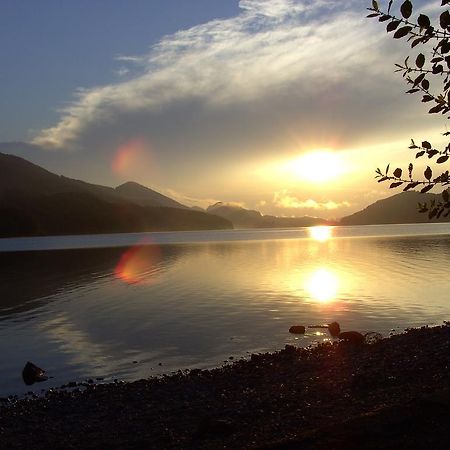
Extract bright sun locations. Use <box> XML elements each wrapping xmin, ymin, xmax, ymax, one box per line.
<box><xmin>292</xmin><ymin>150</ymin><xmax>344</xmax><ymax>183</ymax></box>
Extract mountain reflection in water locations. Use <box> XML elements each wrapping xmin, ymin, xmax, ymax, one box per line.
<box><xmin>0</xmin><ymin>224</ymin><xmax>449</xmax><ymax>396</ymax></box>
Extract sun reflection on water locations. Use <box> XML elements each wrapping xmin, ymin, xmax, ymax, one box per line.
<box><xmin>308</xmin><ymin>226</ymin><xmax>333</xmax><ymax>242</ymax></box>
<box><xmin>306</xmin><ymin>268</ymin><xmax>339</xmax><ymax>303</ymax></box>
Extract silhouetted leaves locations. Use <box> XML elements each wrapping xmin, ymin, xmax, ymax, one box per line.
<box><xmin>416</xmin><ymin>53</ymin><xmax>425</xmax><ymax>68</ymax></box>
<box><xmin>401</xmin><ymin>0</ymin><xmax>413</xmax><ymax>19</ymax></box>
<box><xmin>440</xmin><ymin>10</ymin><xmax>450</xmax><ymax>28</ymax></box>
<box><xmin>368</xmin><ymin>0</ymin><xmax>450</xmax><ymax>219</ymax></box>
<box><xmin>387</xmin><ymin>20</ymin><xmax>401</xmax><ymax>32</ymax></box>
<box><xmin>421</xmin><ymin>184</ymin><xmax>434</xmax><ymax>193</ymax></box>
<box><xmin>418</xmin><ymin>14</ymin><xmax>431</xmax><ymax>28</ymax></box>
<box><xmin>394</xmin><ymin>26</ymin><xmax>412</xmax><ymax>38</ymax></box>
<box><xmin>393</xmin><ymin>168</ymin><xmax>403</xmax><ymax>177</ymax></box>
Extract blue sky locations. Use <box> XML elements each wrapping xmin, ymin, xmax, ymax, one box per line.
<box><xmin>0</xmin><ymin>0</ymin><xmax>445</xmax><ymax>217</ymax></box>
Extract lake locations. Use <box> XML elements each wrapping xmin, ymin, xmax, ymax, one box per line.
<box><xmin>1</xmin><ymin>223</ymin><xmax>449</xmax><ymax>397</ymax></box>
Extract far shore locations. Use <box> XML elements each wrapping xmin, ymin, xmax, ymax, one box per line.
<box><xmin>1</xmin><ymin>324</ymin><xmax>449</xmax><ymax>449</ymax></box>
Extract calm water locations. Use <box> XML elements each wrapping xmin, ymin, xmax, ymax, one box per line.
<box><xmin>1</xmin><ymin>223</ymin><xmax>450</xmax><ymax>396</ymax></box>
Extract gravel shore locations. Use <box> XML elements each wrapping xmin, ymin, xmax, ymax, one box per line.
<box><xmin>1</xmin><ymin>325</ymin><xmax>449</xmax><ymax>449</ymax></box>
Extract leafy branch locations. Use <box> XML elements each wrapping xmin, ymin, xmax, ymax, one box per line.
<box><xmin>368</xmin><ymin>0</ymin><xmax>450</xmax><ymax>219</ymax></box>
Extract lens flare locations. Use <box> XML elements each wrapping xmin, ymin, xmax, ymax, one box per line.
<box><xmin>306</xmin><ymin>268</ymin><xmax>339</xmax><ymax>303</ymax></box>
<box><xmin>115</xmin><ymin>242</ymin><xmax>162</xmax><ymax>285</ymax></box>
<box><xmin>112</xmin><ymin>137</ymin><xmax>153</xmax><ymax>178</ymax></box>
<box><xmin>308</xmin><ymin>226</ymin><xmax>332</xmax><ymax>242</ymax></box>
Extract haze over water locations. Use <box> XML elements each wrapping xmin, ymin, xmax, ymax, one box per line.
<box><xmin>1</xmin><ymin>223</ymin><xmax>449</xmax><ymax>396</ymax></box>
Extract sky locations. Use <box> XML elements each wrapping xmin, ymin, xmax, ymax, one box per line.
<box><xmin>0</xmin><ymin>0</ymin><xmax>446</xmax><ymax>218</ymax></box>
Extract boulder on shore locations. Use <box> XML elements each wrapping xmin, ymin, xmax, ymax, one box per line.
<box><xmin>338</xmin><ymin>331</ymin><xmax>365</xmax><ymax>345</ymax></box>
<box><xmin>289</xmin><ymin>325</ymin><xmax>306</xmax><ymax>334</ymax></box>
<box><xmin>22</xmin><ymin>362</ymin><xmax>48</xmax><ymax>385</ymax></box>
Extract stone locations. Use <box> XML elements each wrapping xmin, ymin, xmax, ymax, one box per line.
<box><xmin>338</xmin><ymin>331</ymin><xmax>365</xmax><ymax>345</ymax></box>
<box><xmin>289</xmin><ymin>325</ymin><xmax>306</xmax><ymax>334</ymax></box>
<box><xmin>328</xmin><ymin>322</ymin><xmax>341</xmax><ymax>337</ymax></box>
<box><xmin>22</xmin><ymin>361</ymin><xmax>48</xmax><ymax>386</ymax></box>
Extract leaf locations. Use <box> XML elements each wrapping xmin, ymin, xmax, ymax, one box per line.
<box><xmin>390</xmin><ymin>182</ymin><xmax>403</xmax><ymax>188</ymax></box>
<box><xmin>422</xmin><ymin>141</ymin><xmax>432</xmax><ymax>149</ymax></box>
<box><xmin>429</xmin><ymin>104</ymin><xmax>444</xmax><ymax>113</ymax></box>
<box><xmin>393</xmin><ymin>168</ymin><xmax>403</xmax><ymax>178</ymax></box>
<box><xmin>372</xmin><ymin>0</ymin><xmax>379</xmax><ymax>10</ymax></box>
<box><xmin>416</xmin><ymin>151</ymin><xmax>425</xmax><ymax>158</ymax></box>
<box><xmin>421</xmin><ymin>79</ymin><xmax>430</xmax><ymax>91</ymax></box>
<box><xmin>437</xmin><ymin>155</ymin><xmax>449</xmax><ymax>163</ymax></box>
<box><xmin>404</xmin><ymin>182</ymin><xmax>419</xmax><ymax>191</ymax></box>
<box><xmin>432</xmin><ymin>64</ymin><xmax>444</xmax><ymax>74</ymax></box>
<box><xmin>406</xmin><ymin>88</ymin><xmax>420</xmax><ymax>93</ymax></box>
<box><xmin>417</xmin><ymin>14</ymin><xmax>431</xmax><ymax>28</ymax></box>
<box><xmin>421</xmin><ymin>184</ymin><xmax>434</xmax><ymax>193</ymax></box>
<box><xmin>379</xmin><ymin>15</ymin><xmax>390</xmax><ymax>22</ymax></box>
<box><xmin>377</xmin><ymin>176</ymin><xmax>388</xmax><ymax>183</ymax></box>
<box><xmin>385</xmin><ymin>163</ymin><xmax>390</xmax><ymax>175</ymax></box>
<box><xmin>416</xmin><ymin>53</ymin><xmax>425</xmax><ymax>68</ymax></box>
<box><xmin>428</xmin><ymin>149</ymin><xmax>439</xmax><ymax>158</ymax></box>
<box><xmin>394</xmin><ymin>26</ymin><xmax>412</xmax><ymax>39</ymax></box>
<box><xmin>400</xmin><ymin>0</ymin><xmax>413</xmax><ymax>19</ymax></box>
<box><xmin>440</xmin><ymin>10</ymin><xmax>450</xmax><ymax>29</ymax></box>
<box><xmin>424</xmin><ymin>166</ymin><xmax>433</xmax><ymax>180</ymax></box>
<box><xmin>413</xmin><ymin>73</ymin><xmax>425</xmax><ymax>86</ymax></box>
<box><xmin>387</xmin><ymin>20</ymin><xmax>401</xmax><ymax>32</ymax></box>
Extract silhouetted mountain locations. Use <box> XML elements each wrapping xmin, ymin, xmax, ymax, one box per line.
<box><xmin>115</xmin><ymin>181</ymin><xmax>186</xmax><ymax>209</ymax></box>
<box><xmin>0</xmin><ymin>153</ymin><xmax>232</xmax><ymax>237</ymax></box>
<box><xmin>207</xmin><ymin>202</ymin><xmax>333</xmax><ymax>228</ymax></box>
<box><xmin>340</xmin><ymin>191</ymin><xmax>449</xmax><ymax>225</ymax></box>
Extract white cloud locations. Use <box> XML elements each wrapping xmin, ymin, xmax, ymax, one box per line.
<box><xmin>32</xmin><ymin>0</ymin><xmax>388</xmax><ymax>151</ymax></box>
<box><xmin>273</xmin><ymin>189</ymin><xmax>350</xmax><ymax>210</ymax></box>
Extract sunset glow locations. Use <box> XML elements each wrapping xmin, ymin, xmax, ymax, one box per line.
<box><xmin>292</xmin><ymin>151</ymin><xmax>345</xmax><ymax>183</ymax></box>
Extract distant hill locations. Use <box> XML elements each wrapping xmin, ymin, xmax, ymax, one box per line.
<box><xmin>207</xmin><ymin>202</ymin><xmax>333</xmax><ymax>228</ymax></box>
<box><xmin>0</xmin><ymin>153</ymin><xmax>232</xmax><ymax>237</ymax></box>
<box><xmin>115</xmin><ymin>181</ymin><xmax>186</xmax><ymax>209</ymax></box>
<box><xmin>340</xmin><ymin>191</ymin><xmax>449</xmax><ymax>225</ymax></box>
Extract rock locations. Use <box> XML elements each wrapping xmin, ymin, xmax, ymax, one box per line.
<box><xmin>22</xmin><ymin>361</ymin><xmax>48</xmax><ymax>386</ymax></box>
<box><xmin>328</xmin><ymin>322</ymin><xmax>341</xmax><ymax>337</ymax></box>
<box><xmin>289</xmin><ymin>325</ymin><xmax>306</xmax><ymax>334</ymax></box>
<box><xmin>338</xmin><ymin>331</ymin><xmax>365</xmax><ymax>345</ymax></box>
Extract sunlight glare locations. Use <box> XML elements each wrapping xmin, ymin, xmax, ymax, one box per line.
<box><xmin>306</xmin><ymin>268</ymin><xmax>339</xmax><ymax>303</ymax></box>
<box><xmin>308</xmin><ymin>226</ymin><xmax>332</xmax><ymax>242</ymax></box>
<box><xmin>292</xmin><ymin>150</ymin><xmax>344</xmax><ymax>183</ymax></box>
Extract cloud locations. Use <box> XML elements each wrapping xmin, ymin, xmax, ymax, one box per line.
<box><xmin>32</xmin><ymin>0</ymin><xmax>400</xmax><ymax>153</ymax></box>
<box><xmin>273</xmin><ymin>190</ymin><xmax>350</xmax><ymax>210</ymax></box>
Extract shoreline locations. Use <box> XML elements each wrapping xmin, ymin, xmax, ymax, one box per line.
<box><xmin>1</xmin><ymin>324</ymin><xmax>449</xmax><ymax>449</ymax></box>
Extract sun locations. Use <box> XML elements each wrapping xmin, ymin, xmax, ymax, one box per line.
<box><xmin>292</xmin><ymin>150</ymin><xmax>344</xmax><ymax>183</ymax></box>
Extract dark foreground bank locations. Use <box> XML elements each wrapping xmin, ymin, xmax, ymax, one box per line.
<box><xmin>1</xmin><ymin>325</ymin><xmax>449</xmax><ymax>449</ymax></box>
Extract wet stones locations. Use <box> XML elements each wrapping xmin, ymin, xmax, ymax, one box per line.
<box><xmin>328</xmin><ymin>322</ymin><xmax>341</xmax><ymax>337</ymax></box>
<box><xmin>289</xmin><ymin>325</ymin><xmax>306</xmax><ymax>334</ymax></box>
<box><xmin>338</xmin><ymin>331</ymin><xmax>365</xmax><ymax>345</ymax></box>
<box><xmin>22</xmin><ymin>362</ymin><xmax>48</xmax><ymax>386</ymax></box>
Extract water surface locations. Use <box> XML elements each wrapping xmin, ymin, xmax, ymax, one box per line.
<box><xmin>1</xmin><ymin>223</ymin><xmax>449</xmax><ymax>396</ymax></box>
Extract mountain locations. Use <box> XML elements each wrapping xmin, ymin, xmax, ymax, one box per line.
<box><xmin>340</xmin><ymin>191</ymin><xmax>449</xmax><ymax>225</ymax></box>
<box><xmin>0</xmin><ymin>152</ymin><xmax>232</xmax><ymax>237</ymax></box>
<box><xmin>207</xmin><ymin>202</ymin><xmax>333</xmax><ymax>228</ymax></box>
<box><xmin>115</xmin><ymin>181</ymin><xmax>186</xmax><ymax>209</ymax></box>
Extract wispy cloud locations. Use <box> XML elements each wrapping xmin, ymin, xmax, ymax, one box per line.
<box><xmin>32</xmin><ymin>0</ymin><xmax>391</xmax><ymax>151</ymax></box>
